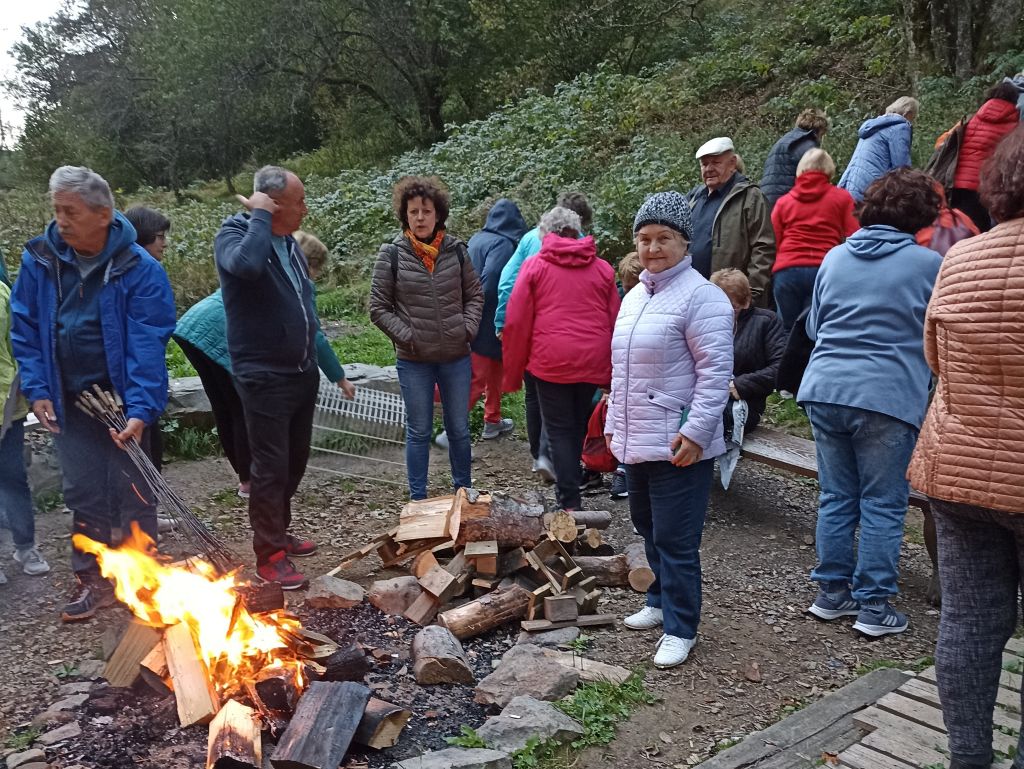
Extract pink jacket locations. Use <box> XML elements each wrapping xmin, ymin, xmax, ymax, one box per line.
<box><xmin>501</xmin><ymin>233</ymin><xmax>620</xmax><ymax>389</ymax></box>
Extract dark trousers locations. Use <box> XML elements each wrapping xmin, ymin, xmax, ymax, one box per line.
<box><xmin>626</xmin><ymin>459</ymin><xmax>714</xmax><ymax>639</ymax></box>
<box><xmin>0</xmin><ymin>418</ymin><xmax>36</xmax><ymax>549</ymax></box>
<box><xmin>234</xmin><ymin>367</ymin><xmax>319</xmax><ymax>564</ymax></box>
<box><xmin>932</xmin><ymin>498</ymin><xmax>1024</xmax><ymax>768</ymax></box>
<box><xmin>533</xmin><ymin>377</ymin><xmax>597</xmax><ymax>510</ymax></box>
<box><xmin>950</xmin><ymin>188</ymin><xmax>993</xmax><ymax>233</ymax></box>
<box><xmin>523</xmin><ymin>373</ymin><xmax>551</xmax><ymax>462</ymax></box>
<box><xmin>55</xmin><ymin>403</ymin><xmax>157</xmax><ymax>576</ymax></box>
<box><xmin>176</xmin><ymin>338</ymin><xmax>251</xmax><ymax>482</ymax></box>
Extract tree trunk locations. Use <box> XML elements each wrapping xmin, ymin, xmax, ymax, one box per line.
<box><xmin>456</xmin><ymin>492</ymin><xmax>547</xmax><ymax>548</ymax></box>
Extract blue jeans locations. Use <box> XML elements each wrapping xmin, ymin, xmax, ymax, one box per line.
<box><xmin>773</xmin><ymin>266</ymin><xmax>819</xmax><ymax>333</ymax></box>
<box><xmin>626</xmin><ymin>459</ymin><xmax>714</xmax><ymax>639</ymax></box>
<box><xmin>0</xmin><ymin>419</ymin><xmax>36</xmax><ymax>549</ymax></box>
<box><xmin>804</xmin><ymin>402</ymin><xmax>919</xmax><ymax>603</ymax></box>
<box><xmin>396</xmin><ymin>356</ymin><xmax>472</xmax><ymax>500</ymax></box>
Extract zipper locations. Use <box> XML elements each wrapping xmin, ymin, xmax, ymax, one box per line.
<box><xmin>286</xmin><ymin>242</ymin><xmax>311</xmax><ymax>372</ymax></box>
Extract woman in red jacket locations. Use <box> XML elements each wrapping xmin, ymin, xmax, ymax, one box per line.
<box><xmin>949</xmin><ymin>82</ymin><xmax>1021</xmax><ymax>232</ymax></box>
<box><xmin>771</xmin><ymin>149</ymin><xmax>859</xmax><ymax>332</ymax></box>
<box><xmin>502</xmin><ymin>206</ymin><xmax>620</xmax><ymax>511</ymax></box>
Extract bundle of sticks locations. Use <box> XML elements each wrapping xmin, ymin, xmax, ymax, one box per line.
<box><xmin>75</xmin><ymin>385</ymin><xmax>236</xmax><ymax>574</ymax></box>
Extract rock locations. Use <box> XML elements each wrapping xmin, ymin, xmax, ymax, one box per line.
<box><xmin>743</xmin><ymin>660</ymin><xmax>763</xmax><ymax>683</ymax></box>
<box><xmin>344</xmin><ymin>363</ymin><xmax>401</xmax><ymax>394</ymax></box>
<box><xmin>87</xmin><ymin>694</ymin><xmax>121</xmax><ymax>715</ymax></box>
<box><xmin>16</xmin><ymin>763</ymin><xmax>49</xmax><ymax>769</ymax></box>
<box><xmin>57</xmin><ymin>682</ymin><xmax>93</xmax><ymax>696</ymax></box>
<box><xmin>75</xmin><ymin>659</ymin><xmax>106</xmax><ymax>679</ymax></box>
<box><xmin>305</xmin><ymin>575</ymin><xmax>365</xmax><ymax>609</ymax></box>
<box><xmin>35</xmin><ymin>721</ymin><xmax>81</xmax><ymax>746</ymax></box>
<box><xmin>475</xmin><ymin>696</ymin><xmax>583</xmax><ymax>753</ymax></box>
<box><xmin>6</xmin><ymin>748</ymin><xmax>46</xmax><ymax>768</ymax></box>
<box><xmin>166</xmin><ymin>377</ymin><xmax>212</xmax><ymax>420</ymax></box>
<box><xmin>474</xmin><ymin>644</ymin><xmax>579</xmax><ymax>709</ymax></box>
<box><xmin>368</xmin><ymin>576</ymin><xmax>423</xmax><ymax>617</ymax></box>
<box><xmin>515</xmin><ymin>627</ymin><xmax>581</xmax><ymax>647</ymax></box>
<box><xmin>395</xmin><ymin>747</ymin><xmax>511</xmax><ymax>769</ymax></box>
<box><xmin>49</xmin><ymin>694</ymin><xmax>89</xmax><ymax>711</ymax></box>
<box><xmin>31</xmin><ymin>709</ymin><xmax>76</xmax><ymax>728</ymax></box>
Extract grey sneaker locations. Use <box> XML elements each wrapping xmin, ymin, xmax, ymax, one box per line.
<box><xmin>435</xmin><ymin>430</ymin><xmax>449</xmax><ymax>450</ymax></box>
<box><xmin>482</xmin><ymin>418</ymin><xmax>514</xmax><ymax>440</ymax></box>
<box><xmin>14</xmin><ymin>547</ymin><xmax>51</xmax><ymax>576</ymax></box>
<box><xmin>853</xmin><ymin>600</ymin><xmax>908</xmax><ymax>637</ymax></box>
<box><xmin>807</xmin><ymin>587</ymin><xmax>860</xmax><ymax>620</ymax></box>
<box><xmin>532</xmin><ymin>455</ymin><xmax>555</xmax><ymax>484</ymax></box>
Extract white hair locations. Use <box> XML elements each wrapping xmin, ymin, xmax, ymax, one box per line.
<box><xmin>48</xmin><ymin>166</ymin><xmax>114</xmax><ymax>210</ymax></box>
<box><xmin>538</xmin><ymin>206</ymin><xmax>582</xmax><ymax>237</ymax></box>
<box><xmin>886</xmin><ymin>96</ymin><xmax>920</xmax><ymax>119</ymax></box>
<box><xmin>253</xmin><ymin>165</ymin><xmax>291</xmax><ymax>195</ymax></box>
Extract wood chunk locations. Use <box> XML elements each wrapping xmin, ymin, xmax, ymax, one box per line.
<box><xmin>583</xmin><ymin>528</ymin><xmax>603</xmax><ymax>550</ymax></box>
<box><xmin>531</xmin><ymin>539</ymin><xmax>560</xmax><ymax>564</ymax></box>
<box><xmin>525</xmin><ymin>551</ymin><xmax>563</xmax><ymax>593</ymax></box>
<box><xmin>472</xmin><ymin>577</ymin><xmax>501</xmax><ymax>592</ymax></box>
<box><xmin>576</xmin><ymin>576</ymin><xmax>597</xmax><ymax>592</ymax></box>
<box><xmin>270</xmin><ymin>681</ymin><xmax>371</xmax><ymax>769</ymax></box>
<box><xmin>411</xmin><ymin>626</ymin><xmax>475</xmax><ymax>685</ymax></box>
<box><xmin>544</xmin><ymin>595</ymin><xmax>579</xmax><ymax>623</ymax></box>
<box><xmin>411</xmin><ymin>551</ymin><xmax>440</xmax><ymax>579</ymax></box>
<box><xmin>380</xmin><ymin>538</ymin><xmax>447</xmax><ymax>568</ymax></box>
<box><xmin>418</xmin><ymin>565</ymin><xmax>460</xmax><ymax>603</ymax></box>
<box><xmin>325</xmin><ymin>528</ymin><xmax>399</xmax><ymax>575</ymax></box>
<box><xmin>438</xmin><ymin>583</ymin><xmax>533</xmax><ymax>640</ymax></box>
<box><xmin>430</xmin><ymin>540</ymin><xmax>457</xmax><ymax>559</ymax></box>
<box><xmin>520</xmin><ymin>614</ymin><xmax>616</xmax><ymax>632</ymax></box>
<box><xmin>235</xmin><ymin>582</ymin><xmax>285</xmax><ymax>614</ymax></box>
<box><xmin>561</xmin><ymin>567</ymin><xmax>583</xmax><ymax>591</ymax></box>
<box><xmin>574</xmin><ymin>588</ymin><xmax>601</xmax><ymax>615</ymax></box>
<box><xmin>565</xmin><ymin>510</ymin><xmax>612</xmax><ymax>530</ymax></box>
<box><xmin>140</xmin><ymin>643</ymin><xmax>172</xmax><ymax>696</ymax></box>
<box><xmin>527</xmin><ymin>584</ymin><xmax>554</xmax><ymax>621</ymax></box>
<box><xmin>396</xmin><ymin>496</ymin><xmax>456</xmax><ymax>542</ymax></box>
<box><xmin>403</xmin><ymin>591</ymin><xmax>440</xmax><ymax>626</ymax></box>
<box><xmin>164</xmin><ymin>622</ymin><xmax>219</xmax><ymax>727</ymax></box>
<box><xmin>444</xmin><ymin>550</ymin><xmax>471</xmax><ymax>577</ymax></box>
<box><xmin>455</xmin><ymin>491</ymin><xmax>544</xmax><ymax>547</ymax></box>
<box><xmin>624</xmin><ymin>542</ymin><xmax>655</xmax><ymax>593</ymax></box>
<box><xmin>206</xmin><ymin>699</ymin><xmax>261</xmax><ymax>769</ymax></box>
<box><xmin>353</xmin><ymin>698</ymin><xmax>412</xmax><ymax>750</ymax></box>
<box><xmin>254</xmin><ymin>665</ymin><xmax>300</xmax><ymax>713</ymax></box>
<box><xmin>464</xmin><ymin>540</ymin><xmax>499</xmax><ymax>577</ymax></box>
<box><xmin>547</xmin><ymin>510</ymin><xmax>579</xmax><ymax>543</ymax></box>
<box><xmin>573</xmin><ymin>554</ymin><xmax>630</xmax><ymax>587</ymax></box>
<box><xmin>103</xmin><ymin>620</ymin><xmax>162</xmax><ymax>688</ymax></box>
<box><xmin>499</xmin><ymin>547</ymin><xmax>528</xmax><ymax>574</ymax></box>
<box><xmin>320</xmin><ymin>642</ymin><xmax>373</xmax><ymax>683</ymax></box>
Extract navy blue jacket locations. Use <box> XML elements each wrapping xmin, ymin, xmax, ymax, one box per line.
<box><xmin>759</xmin><ymin>127</ymin><xmax>819</xmax><ymax>209</ymax></box>
<box><xmin>468</xmin><ymin>200</ymin><xmax>527</xmax><ymax>359</ymax></box>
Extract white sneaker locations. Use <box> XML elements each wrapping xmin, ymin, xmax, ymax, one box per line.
<box><xmin>435</xmin><ymin>430</ymin><xmax>449</xmax><ymax>450</ymax></box>
<box><xmin>532</xmin><ymin>455</ymin><xmax>555</xmax><ymax>484</ymax></box>
<box><xmin>654</xmin><ymin>635</ymin><xmax>696</xmax><ymax>668</ymax></box>
<box><xmin>624</xmin><ymin>606</ymin><xmax>663</xmax><ymax>630</ymax></box>
<box><xmin>14</xmin><ymin>547</ymin><xmax>51</xmax><ymax>576</ymax></box>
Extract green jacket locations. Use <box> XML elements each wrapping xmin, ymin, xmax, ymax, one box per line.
<box><xmin>688</xmin><ymin>177</ymin><xmax>776</xmax><ymax>303</ymax></box>
<box><xmin>1</xmin><ymin>281</ymin><xmax>29</xmax><ymax>430</ymax></box>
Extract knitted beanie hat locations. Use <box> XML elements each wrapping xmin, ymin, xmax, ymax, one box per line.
<box><xmin>632</xmin><ymin>192</ymin><xmax>693</xmax><ymax>240</ymax></box>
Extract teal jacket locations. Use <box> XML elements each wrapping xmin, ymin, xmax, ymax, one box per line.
<box><xmin>494</xmin><ymin>226</ymin><xmax>542</xmax><ymax>333</ymax></box>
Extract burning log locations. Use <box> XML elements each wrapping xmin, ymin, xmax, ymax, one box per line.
<box><xmin>270</xmin><ymin>681</ymin><xmax>371</xmax><ymax>769</ymax></box>
<box><xmin>455</xmin><ymin>491</ymin><xmax>546</xmax><ymax>548</ymax></box>
<box><xmin>353</xmin><ymin>698</ymin><xmax>412</xmax><ymax>750</ymax></box>
<box><xmin>573</xmin><ymin>554</ymin><xmax>630</xmax><ymax>587</ymax></box>
<box><xmin>253</xmin><ymin>665</ymin><xmax>300</xmax><ymax>713</ymax></box>
<box><xmin>236</xmin><ymin>582</ymin><xmax>285</xmax><ymax>615</ymax></box>
<box><xmin>164</xmin><ymin>622</ymin><xmax>219</xmax><ymax>727</ymax></box>
<box><xmin>624</xmin><ymin>542</ymin><xmax>656</xmax><ymax>592</ymax></box>
<box><xmin>206</xmin><ymin>699</ymin><xmax>261</xmax><ymax>769</ymax></box>
<box><xmin>411</xmin><ymin>626</ymin><xmax>474</xmax><ymax>685</ymax></box>
<box><xmin>103</xmin><ymin>619</ymin><xmax>162</xmax><ymax>688</ymax></box>
<box><xmin>438</xmin><ymin>583</ymin><xmax>532</xmax><ymax>640</ymax></box>
<box><xmin>319</xmin><ymin>641</ymin><xmax>372</xmax><ymax>682</ymax></box>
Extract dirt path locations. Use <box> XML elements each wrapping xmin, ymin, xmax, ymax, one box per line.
<box><xmin>0</xmin><ymin>435</ymin><xmax>939</xmax><ymax>767</ymax></box>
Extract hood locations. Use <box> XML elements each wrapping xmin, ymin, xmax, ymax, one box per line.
<box><xmin>44</xmin><ymin>210</ymin><xmax>139</xmax><ymax>265</ymax></box>
<box><xmin>844</xmin><ymin>225</ymin><xmax>914</xmax><ymax>260</ymax></box>
<box><xmin>791</xmin><ymin>171</ymin><xmax>833</xmax><ymax>202</ymax></box>
<box><xmin>859</xmin><ymin>114</ymin><xmax>908</xmax><ymax>139</ymax></box>
<box><xmin>975</xmin><ymin>97</ymin><xmax>1020</xmax><ymax>127</ymax></box>
<box><xmin>538</xmin><ymin>233</ymin><xmax>597</xmax><ymax>267</ymax></box>
<box><xmin>482</xmin><ymin>199</ymin><xmax>528</xmax><ymax>242</ymax></box>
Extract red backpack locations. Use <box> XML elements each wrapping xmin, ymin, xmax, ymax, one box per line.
<box><xmin>581</xmin><ymin>398</ymin><xmax>618</xmax><ymax>473</ymax></box>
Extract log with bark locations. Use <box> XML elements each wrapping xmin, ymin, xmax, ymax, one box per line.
<box><xmin>353</xmin><ymin>698</ymin><xmax>412</xmax><ymax>750</ymax></box>
<box><xmin>319</xmin><ymin>641</ymin><xmax>372</xmax><ymax>683</ymax></box>
<box><xmin>624</xmin><ymin>542</ymin><xmax>656</xmax><ymax>592</ymax></box>
<box><xmin>206</xmin><ymin>699</ymin><xmax>261</xmax><ymax>769</ymax></box>
<box><xmin>573</xmin><ymin>554</ymin><xmax>629</xmax><ymax>587</ymax></box>
<box><xmin>270</xmin><ymin>681</ymin><xmax>371</xmax><ymax>769</ymax></box>
<box><xmin>438</xmin><ymin>583</ymin><xmax>532</xmax><ymax>640</ymax></box>
<box><xmin>411</xmin><ymin>626</ymin><xmax>475</xmax><ymax>685</ymax></box>
<box><xmin>558</xmin><ymin>510</ymin><xmax>612</xmax><ymax>530</ymax></box>
<box><xmin>254</xmin><ymin>665</ymin><xmax>300</xmax><ymax>713</ymax></box>
<box><xmin>455</xmin><ymin>491</ymin><xmax>546</xmax><ymax>547</ymax></box>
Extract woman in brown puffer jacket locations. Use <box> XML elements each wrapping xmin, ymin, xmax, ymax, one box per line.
<box><xmin>907</xmin><ymin>124</ymin><xmax>1024</xmax><ymax>769</ymax></box>
<box><xmin>370</xmin><ymin>176</ymin><xmax>483</xmax><ymax>500</ymax></box>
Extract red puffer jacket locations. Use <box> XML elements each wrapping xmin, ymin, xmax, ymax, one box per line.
<box><xmin>953</xmin><ymin>99</ymin><xmax>1020</xmax><ymax>190</ymax></box>
<box><xmin>771</xmin><ymin>171</ymin><xmax>859</xmax><ymax>272</ymax></box>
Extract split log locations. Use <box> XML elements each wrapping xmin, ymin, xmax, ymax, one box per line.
<box><xmin>254</xmin><ymin>665</ymin><xmax>300</xmax><ymax>713</ymax></box>
<box><xmin>403</xmin><ymin>591</ymin><xmax>440</xmax><ymax>626</ymax></box>
<box><xmin>236</xmin><ymin>582</ymin><xmax>285</xmax><ymax>614</ymax></box>
<box><xmin>411</xmin><ymin>626</ymin><xmax>475</xmax><ymax>685</ymax></box>
<box><xmin>270</xmin><ymin>681</ymin><xmax>371</xmax><ymax>769</ymax></box>
<box><xmin>353</xmin><ymin>698</ymin><xmax>412</xmax><ymax>750</ymax></box>
<box><xmin>438</xmin><ymin>583</ymin><xmax>532</xmax><ymax>640</ymax></box>
<box><xmin>527</xmin><ymin>584</ymin><xmax>553</xmax><ymax>620</ymax></box>
<box><xmin>325</xmin><ymin>527</ymin><xmax>399</xmax><ymax>575</ymax></box>
<box><xmin>573</xmin><ymin>554</ymin><xmax>630</xmax><ymax>587</ymax></box>
<box><xmin>464</xmin><ymin>540</ymin><xmax>498</xmax><ymax>577</ymax></box>
<box><xmin>139</xmin><ymin>643</ymin><xmax>172</xmax><ymax>695</ymax></box>
<box><xmin>206</xmin><ymin>699</ymin><xmax>261</xmax><ymax>769</ymax></box>
<box><xmin>320</xmin><ymin>641</ymin><xmax>372</xmax><ymax>683</ymax></box>
<box><xmin>625</xmin><ymin>542</ymin><xmax>656</xmax><ymax>592</ymax></box>
<box><xmin>411</xmin><ymin>551</ymin><xmax>439</xmax><ymax>579</ymax></box>
<box><xmin>103</xmin><ymin>619</ymin><xmax>162</xmax><ymax>688</ymax></box>
<box><xmin>164</xmin><ymin>622</ymin><xmax>219</xmax><ymax>727</ymax></box>
<box><xmin>499</xmin><ymin>547</ymin><xmax>528</xmax><ymax>574</ymax></box>
<box><xmin>455</xmin><ymin>491</ymin><xmax>545</xmax><ymax>548</ymax></box>
<box><xmin>546</xmin><ymin>510</ymin><xmax>579</xmax><ymax>544</ymax></box>
<box><xmin>418</xmin><ymin>565</ymin><xmax>460</xmax><ymax>603</ymax></box>
<box><xmin>395</xmin><ymin>496</ymin><xmax>456</xmax><ymax>542</ymax></box>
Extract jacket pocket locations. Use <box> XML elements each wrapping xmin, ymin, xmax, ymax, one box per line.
<box><xmin>646</xmin><ymin>387</ymin><xmax>687</xmax><ymax>413</ymax></box>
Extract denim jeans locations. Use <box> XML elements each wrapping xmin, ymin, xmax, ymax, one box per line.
<box><xmin>397</xmin><ymin>356</ymin><xmax>472</xmax><ymax>500</ymax></box>
<box><xmin>0</xmin><ymin>418</ymin><xmax>36</xmax><ymax>549</ymax></box>
<box><xmin>804</xmin><ymin>402</ymin><xmax>919</xmax><ymax>603</ymax></box>
<box><xmin>533</xmin><ymin>378</ymin><xmax>598</xmax><ymax>510</ymax></box>
<box><xmin>626</xmin><ymin>458</ymin><xmax>714</xmax><ymax>639</ymax></box>
<box><xmin>773</xmin><ymin>266</ymin><xmax>819</xmax><ymax>333</ymax></box>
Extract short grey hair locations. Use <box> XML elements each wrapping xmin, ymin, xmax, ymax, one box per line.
<box><xmin>538</xmin><ymin>206</ymin><xmax>582</xmax><ymax>237</ymax></box>
<box><xmin>48</xmin><ymin>166</ymin><xmax>114</xmax><ymax>210</ymax></box>
<box><xmin>886</xmin><ymin>96</ymin><xmax>920</xmax><ymax>119</ymax></box>
<box><xmin>253</xmin><ymin>165</ymin><xmax>291</xmax><ymax>195</ymax></box>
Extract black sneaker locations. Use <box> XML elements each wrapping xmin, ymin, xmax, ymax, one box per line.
<box><xmin>580</xmin><ymin>469</ymin><xmax>603</xmax><ymax>491</ymax></box>
<box><xmin>609</xmin><ymin>469</ymin><xmax>629</xmax><ymax>498</ymax></box>
<box><xmin>62</xmin><ymin>576</ymin><xmax>116</xmax><ymax>622</ymax></box>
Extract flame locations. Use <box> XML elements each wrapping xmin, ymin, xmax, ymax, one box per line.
<box><xmin>73</xmin><ymin>525</ymin><xmax>305</xmax><ymax>695</ymax></box>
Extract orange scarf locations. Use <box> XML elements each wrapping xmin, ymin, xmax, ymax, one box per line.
<box><xmin>405</xmin><ymin>229</ymin><xmax>446</xmax><ymax>273</ymax></box>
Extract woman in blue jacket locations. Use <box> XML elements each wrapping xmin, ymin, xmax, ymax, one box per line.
<box><xmin>838</xmin><ymin>97</ymin><xmax>919</xmax><ymax>202</ymax></box>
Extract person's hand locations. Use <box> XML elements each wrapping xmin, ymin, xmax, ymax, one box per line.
<box><xmin>729</xmin><ymin>380</ymin><xmax>740</xmax><ymax>400</ymax></box>
<box><xmin>110</xmin><ymin>418</ymin><xmax>145</xmax><ymax>450</ymax></box>
<box><xmin>670</xmin><ymin>433</ymin><xmax>703</xmax><ymax>467</ymax></box>
<box><xmin>236</xmin><ymin>191</ymin><xmax>279</xmax><ymax>214</ymax></box>
<box><xmin>605</xmin><ymin>433</ymin><xmax>614</xmax><ymax>452</ymax></box>
<box><xmin>32</xmin><ymin>399</ymin><xmax>60</xmax><ymax>434</ymax></box>
<box><xmin>338</xmin><ymin>379</ymin><xmax>356</xmax><ymax>399</ymax></box>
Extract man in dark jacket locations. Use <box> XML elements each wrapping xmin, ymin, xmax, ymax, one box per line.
<box><xmin>214</xmin><ymin>165</ymin><xmax>325</xmax><ymax>590</ymax></box>
<box><xmin>760</xmin><ymin>108</ymin><xmax>829</xmax><ymax>210</ymax></box>
<box><xmin>11</xmin><ymin>166</ymin><xmax>176</xmax><ymax>621</ymax></box>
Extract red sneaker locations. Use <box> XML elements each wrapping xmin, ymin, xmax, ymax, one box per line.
<box><xmin>285</xmin><ymin>535</ymin><xmax>317</xmax><ymax>558</ymax></box>
<box><xmin>256</xmin><ymin>551</ymin><xmax>308</xmax><ymax>590</ymax></box>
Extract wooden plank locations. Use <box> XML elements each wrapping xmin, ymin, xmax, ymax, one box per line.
<box><xmin>919</xmin><ymin>665</ymin><xmax>1022</xmax><ymax>694</ymax></box>
<box><xmin>206</xmin><ymin>699</ymin><xmax>261</xmax><ymax>769</ymax></box>
<box><xmin>898</xmin><ymin>678</ymin><xmax>1021</xmax><ymax>732</ymax></box>
<box><xmin>164</xmin><ymin>623</ymin><xmax>219</xmax><ymax>727</ymax></box>
<box><xmin>527</xmin><ymin>584</ymin><xmax>553</xmax><ymax>621</ymax></box>
<box><xmin>520</xmin><ymin>614</ymin><xmax>616</xmax><ymax>632</ymax></box>
<box><xmin>875</xmin><ymin>691</ymin><xmax>947</xmax><ymax>734</ymax></box>
<box><xmin>861</xmin><ymin>726</ymin><xmax>947</xmax><ymax>768</ymax></box>
<box><xmin>271</xmin><ymin>681</ymin><xmax>371</xmax><ymax>769</ymax></box>
<box><xmin>395</xmin><ymin>497</ymin><xmax>456</xmax><ymax>542</ymax></box>
<box><xmin>1006</xmin><ymin>637</ymin><xmax>1024</xmax><ymax>657</ymax></box>
<box><xmin>103</xmin><ymin>620</ymin><xmax>163</xmax><ymax>688</ymax></box>
<box><xmin>856</xmin><ymin>704</ymin><xmax>1018</xmax><ymax>757</ymax></box>
<box><xmin>837</xmin><ymin>742</ymin><xmax>915</xmax><ymax>769</ymax></box>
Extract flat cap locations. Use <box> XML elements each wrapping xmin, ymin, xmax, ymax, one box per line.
<box><xmin>695</xmin><ymin>136</ymin><xmax>735</xmax><ymax>159</ymax></box>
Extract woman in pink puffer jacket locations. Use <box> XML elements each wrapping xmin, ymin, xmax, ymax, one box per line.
<box><xmin>605</xmin><ymin>191</ymin><xmax>733</xmax><ymax>669</ymax></box>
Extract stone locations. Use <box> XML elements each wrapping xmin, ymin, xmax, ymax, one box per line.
<box><xmin>515</xmin><ymin>627</ymin><xmax>581</xmax><ymax>647</ymax></box>
<box><xmin>367</xmin><ymin>576</ymin><xmax>423</xmax><ymax>617</ymax></box>
<box><xmin>395</xmin><ymin>747</ymin><xmax>511</xmax><ymax>769</ymax></box>
<box><xmin>474</xmin><ymin>645</ymin><xmax>579</xmax><ymax>709</ymax></box>
<box><xmin>57</xmin><ymin>682</ymin><xmax>93</xmax><ymax>696</ymax></box>
<box><xmin>75</xmin><ymin>659</ymin><xmax>106</xmax><ymax>679</ymax></box>
<box><xmin>6</xmin><ymin>748</ymin><xmax>46</xmax><ymax>769</ymax></box>
<box><xmin>305</xmin><ymin>575</ymin><xmax>365</xmax><ymax>609</ymax></box>
<box><xmin>31</xmin><ymin>709</ymin><xmax>76</xmax><ymax>729</ymax></box>
<box><xmin>344</xmin><ymin>363</ymin><xmax>401</xmax><ymax>394</ymax></box>
<box><xmin>35</xmin><ymin>721</ymin><xmax>81</xmax><ymax>746</ymax></box>
<box><xmin>476</xmin><ymin>696</ymin><xmax>584</xmax><ymax>753</ymax></box>
<box><xmin>166</xmin><ymin>377</ymin><xmax>212</xmax><ymax>420</ymax></box>
<box><xmin>16</xmin><ymin>763</ymin><xmax>49</xmax><ymax>769</ymax></box>
<box><xmin>49</xmin><ymin>694</ymin><xmax>89</xmax><ymax>711</ymax></box>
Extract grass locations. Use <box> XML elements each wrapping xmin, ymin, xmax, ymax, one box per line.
<box><xmin>166</xmin><ymin>339</ymin><xmax>198</xmax><ymax>378</ymax></box>
<box><xmin>35</xmin><ymin>489</ymin><xmax>64</xmax><ymax>512</ymax></box>
<box><xmin>762</xmin><ymin>393</ymin><xmax>812</xmax><ymax>438</ymax></box>
<box><xmin>4</xmin><ymin>727</ymin><xmax>40</xmax><ymax>750</ymax></box>
<box><xmin>160</xmin><ymin>418</ymin><xmax>222</xmax><ymax>460</ymax></box>
<box><xmin>329</xmin><ymin>322</ymin><xmax>396</xmax><ymax>368</ymax></box>
<box><xmin>856</xmin><ymin>656</ymin><xmax>934</xmax><ymax>676</ymax></box>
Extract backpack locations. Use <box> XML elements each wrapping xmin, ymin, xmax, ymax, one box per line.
<box><xmin>924</xmin><ymin>115</ymin><xmax>970</xmax><ymax>193</ymax></box>
<box><xmin>581</xmin><ymin>398</ymin><xmax>618</xmax><ymax>473</ymax></box>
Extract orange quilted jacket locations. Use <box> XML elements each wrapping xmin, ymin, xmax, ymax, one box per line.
<box><xmin>908</xmin><ymin>218</ymin><xmax>1024</xmax><ymax>513</ymax></box>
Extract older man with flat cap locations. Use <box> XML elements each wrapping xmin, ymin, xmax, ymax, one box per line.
<box><xmin>686</xmin><ymin>137</ymin><xmax>776</xmax><ymax>305</ymax></box>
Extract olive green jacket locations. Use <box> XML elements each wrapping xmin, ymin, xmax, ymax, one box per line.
<box><xmin>1</xmin><ymin>281</ymin><xmax>29</xmax><ymax>434</ymax></box>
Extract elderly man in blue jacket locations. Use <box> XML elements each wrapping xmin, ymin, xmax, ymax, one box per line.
<box><xmin>11</xmin><ymin>166</ymin><xmax>176</xmax><ymax>621</ymax></box>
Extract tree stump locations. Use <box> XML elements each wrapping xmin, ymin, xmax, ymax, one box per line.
<box><xmin>411</xmin><ymin>626</ymin><xmax>475</xmax><ymax>685</ymax></box>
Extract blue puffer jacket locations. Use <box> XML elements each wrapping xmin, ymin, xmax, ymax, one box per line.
<box><xmin>838</xmin><ymin>114</ymin><xmax>913</xmax><ymax>201</ymax></box>
<box><xmin>10</xmin><ymin>213</ymin><xmax>176</xmax><ymax>426</ymax></box>
<box><xmin>760</xmin><ymin>127</ymin><xmax>819</xmax><ymax>208</ymax></box>
<box><xmin>468</xmin><ymin>199</ymin><xmax>527</xmax><ymax>359</ymax></box>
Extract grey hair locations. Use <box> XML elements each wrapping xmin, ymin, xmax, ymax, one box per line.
<box><xmin>886</xmin><ymin>96</ymin><xmax>920</xmax><ymax>119</ymax></box>
<box><xmin>48</xmin><ymin>166</ymin><xmax>114</xmax><ymax>210</ymax></box>
<box><xmin>253</xmin><ymin>165</ymin><xmax>291</xmax><ymax>195</ymax></box>
<box><xmin>538</xmin><ymin>206</ymin><xmax>582</xmax><ymax>237</ymax></box>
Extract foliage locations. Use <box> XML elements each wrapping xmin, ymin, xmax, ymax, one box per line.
<box><xmin>762</xmin><ymin>394</ymin><xmax>812</xmax><ymax>439</ymax></box>
<box><xmin>4</xmin><ymin>726</ymin><xmax>41</xmax><ymax>749</ymax></box>
<box><xmin>329</xmin><ymin>324</ymin><xmax>395</xmax><ymax>369</ymax></box>
<box><xmin>166</xmin><ymin>339</ymin><xmax>198</xmax><ymax>378</ymax></box>
<box><xmin>161</xmin><ymin>418</ymin><xmax>222</xmax><ymax>461</ymax></box>
<box><xmin>446</xmin><ymin>725</ymin><xmax>487</xmax><ymax>749</ymax></box>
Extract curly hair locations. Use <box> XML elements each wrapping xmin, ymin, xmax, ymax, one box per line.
<box><xmin>293</xmin><ymin>230</ymin><xmax>328</xmax><ymax>273</ymax></box>
<box><xmin>392</xmin><ymin>175</ymin><xmax>450</xmax><ymax>230</ymax></box>
<box><xmin>795</xmin><ymin>108</ymin><xmax>829</xmax><ymax>134</ymax></box>
<box><xmin>980</xmin><ymin>124</ymin><xmax>1024</xmax><ymax>222</ymax></box>
<box><xmin>858</xmin><ymin>168</ymin><xmax>940</xmax><ymax>233</ymax></box>
<box><xmin>556</xmin><ymin>191</ymin><xmax>593</xmax><ymax>231</ymax></box>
